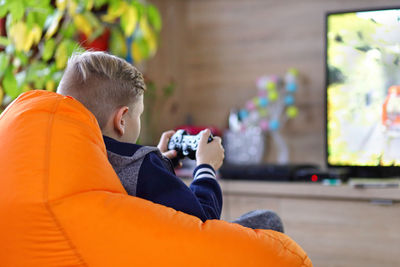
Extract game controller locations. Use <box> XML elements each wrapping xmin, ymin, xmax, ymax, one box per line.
<box><xmin>168</xmin><ymin>129</ymin><xmax>214</xmax><ymax>160</ymax></box>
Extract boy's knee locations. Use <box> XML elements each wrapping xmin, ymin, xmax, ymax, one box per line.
<box><xmin>232</xmin><ymin>209</ymin><xmax>284</xmax><ymax>233</ymax></box>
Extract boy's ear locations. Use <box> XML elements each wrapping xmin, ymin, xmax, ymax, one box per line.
<box><xmin>113</xmin><ymin>106</ymin><xmax>129</xmax><ymax>136</ymax></box>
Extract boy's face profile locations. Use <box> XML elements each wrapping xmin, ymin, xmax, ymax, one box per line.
<box><xmin>104</xmin><ymin>93</ymin><xmax>144</xmax><ymax>144</ymax></box>
<box><xmin>122</xmin><ymin>94</ymin><xmax>144</xmax><ymax>144</ymax></box>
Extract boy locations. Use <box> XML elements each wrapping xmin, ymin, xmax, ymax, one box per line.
<box><xmin>57</xmin><ymin>51</ymin><xmax>224</xmax><ymax>221</ymax></box>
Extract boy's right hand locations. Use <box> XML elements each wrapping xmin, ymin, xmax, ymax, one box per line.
<box><xmin>157</xmin><ymin>130</ymin><xmax>178</xmax><ymax>159</ymax></box>
<box><xmin>196</xmin><ymin>129</ymin><xmax>225</xmax><ymax>171</ymax></box>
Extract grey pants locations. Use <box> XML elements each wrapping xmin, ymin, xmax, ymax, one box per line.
<box><xmin>232</xmin><ymin>210</ymin><xmax>284</xmax><ymax>233</ymax></box>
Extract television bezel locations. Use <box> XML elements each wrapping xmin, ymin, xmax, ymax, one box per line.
<box><xmin>324</xmin><ymin>6</ymin><xmax>400</xmax><ymax>178</ymax></box>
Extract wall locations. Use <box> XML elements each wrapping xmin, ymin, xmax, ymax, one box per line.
<box><xmin>146</xmin><ymin>0</ymin><xmax>400</xmax><ymax>167</ymax></box>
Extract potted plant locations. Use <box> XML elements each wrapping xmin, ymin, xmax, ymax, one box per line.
<box><xmin>0</xmin><ymin>0</ymin><xmax>162</xmax><ymax>112</ymax></box>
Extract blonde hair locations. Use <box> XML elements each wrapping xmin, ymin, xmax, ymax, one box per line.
<box><xmin>57</xmin><ymin>51</ymin><xmax>145</xmax><ymax>129</ymax></box>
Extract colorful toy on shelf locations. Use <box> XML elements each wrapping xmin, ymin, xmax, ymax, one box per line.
<box><xmin>227</xmin><ymin>68</ymin><xmax>300</xmax><ymax>164</ymax></box>
<box><xmin>233</xmin><ymin>68</ymin><xmax>299</xmax><ymax>133</ymax></box>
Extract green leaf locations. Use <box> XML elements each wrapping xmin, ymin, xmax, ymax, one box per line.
<box><xmin>60</xmin><ymin>21</ymin><xmax>76</xmax><ymax>38</ymax></box>
<box><xmin>94</xmin><ymin>0</ymin><xmax>107</xmax><ymax>9</ymax></box>
<box><xmin>25</xmin><ymin>61</ymin><xmax>44</xmax><ymax>84</ymax></box>
<box><xmin>109</xmin><ymin>0</ymin><xmax>121</xmax><ymax>12</ymax></box>
<box><xmin>30</xmin><ymin>61</ymin><xmax>48</xmax><ymax>89</ymax></box>
<box><xmin>42</xmin><ymin>38</ymin><xmax>56</xmax><ymax>61</ymax></box>
<box><xmin>8</xmin><ymin>0</ymin><xmax>24</xmax><ymax>21</ymax></box>
<box><xmin>3</xmin><ymin>66</ymin><xmax>20</xmax><ymax>99</ymax></box>
<box><xmin>25</xmin><ymin>68</ymin><xmax>35</xmax><ymax>84</ymax></box>
<box><xmin>109</xmin><ymin>28</ymin><xmax>127</xmax><ymax>58</ymax></box>
<box><xmin>84</xmin><ymin>11</ymin><xmax>100</xmax><ymax>28</ymax></box>
<box><xmin>0</xmin><ymin>53</ymin><xmax>10</xmax><ymax>78</ymax></box>
<box><xmin>54</xmin><ymin>39</ymin><xmax>81</xmax><ymax>70</ymax></box>
<box><xmin>24</xmin><ymin>0</ymin><xmax>41</xmax><ymax>6</ymax></box>
<box><xmin>132</xmin><ymin>1</ymin><xmax>144</xmax><ymax>19</ymax></box>
<box><xmin>34</xmin><ymin>76</ymin><xmax>45</xmax><ymax>89</ymax></box>
<box><xmin>135</xmin><ymin>34</ymin><xmax>150</xmax><ymax>59</ymax></box>
<box><xmin>55</xmin><ymin>40</ymin><xmax>68</xmax><ymax>69</ymax></box>
<box><xmin>26</xmin><ymin>11</ymin><xmax>36</xmax><ymax>29</ymax></box>
<box><xmin>80</xmin><ymin>0</ymin><xmax>93</xmax><ymax>11</ymax></box>
<box><xmin>15</xmin><ymin>51</ymin><xmax>29</xmax><ymax>66</ymax></box>
<box><xmin>147</xmin><ymin>4</ymin><xmax>161</xmax><ymax>32</ymax></box>
<box><xmin>0</xmin><ymin>1</ymin><xmax>8</xmax><ymax>18</ymax></box>
<box><xmin>33</xmin><ymin>8</ymin><xmax>52</xmax><ymax>29</ymax></box>
<box><xmin>65</xmin><ymin>39</ymin><xmax>81</xmax><ymax>57</ymax></box>
<box><xmin>120</xmin><ymin>4</ymin><xmax>138</xmax><ymax>37</ymax></box>
<box><xmin>0</xmin><ymin>36</ymin><xmax>10</xmax><ymax>46</ymax></box>
<box><xmin>48</xmin><ymin>62</ymin><xmax>57</xmax><ymax>73</ymax></box>
<box><xmin>39</xmin><ymin>0</ymin><xmax>52</xmax><ymax>7</ymax></box>
<box><xmin>43</xmin><ymin>63</ymin><xmax>56</xmax><ymax>83</ymax></box>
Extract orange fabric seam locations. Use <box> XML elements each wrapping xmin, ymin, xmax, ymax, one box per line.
<box><xmin>302</xmin><ymin>254</ymin><xmax>312</xmax><ymax>267</ymax></box>
<box><xmin>49</xmin><ymin>189</ymin><xmax>128</xmax><ymax>205</ymax></box>
<box><xmin>42</xmin><ymin>97</ymin><xmax>88</xmax><ymax>267</ymax></box>
<box><xmin>260</xmin><ymin>231</ymin><xmax>307</xmax><ymax>263</ymax></box>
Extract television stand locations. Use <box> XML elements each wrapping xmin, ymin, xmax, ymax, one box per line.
<box><xmin>219</xmin><ymin>163</ymin><xmax>320</xmax><ymax>181</ymax></box>
<box><xmin>217</xmin><ymin>180</ymin><xmax>400</xmax><ymax>267</ymax></box>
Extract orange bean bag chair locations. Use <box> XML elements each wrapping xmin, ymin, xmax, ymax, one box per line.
<box><xmin>0</xmin><ymin>90</ymin><xmax>312</xmax><ymax>267</ymax></box>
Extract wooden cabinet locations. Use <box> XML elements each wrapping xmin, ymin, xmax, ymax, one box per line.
<box><xmin>218</xmin><ymin>180</ymin><xmax>400</xmax><ymax>267</ymax></box>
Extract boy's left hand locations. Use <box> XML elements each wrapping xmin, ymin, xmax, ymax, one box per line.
<box><xmin>157</xmin><ymin>130</ymin><xmax>178</xmax><ymax>159</ymax></box>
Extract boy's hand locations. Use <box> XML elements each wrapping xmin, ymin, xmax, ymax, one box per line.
<box><xmin>196</xmin><ymin>129</ymin><xmax>225</xmax><ymax>171</ymax></box>
<box><xmin>157</xmin><ymin>130</ymin><xmax>178</xmax><ymax>159</ymax></box>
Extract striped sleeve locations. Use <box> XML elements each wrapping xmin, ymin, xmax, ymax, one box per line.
<box><xmin>193</xmin><ymin>164</ymin><xmax>216</xmax><ymax>180</ymax></box>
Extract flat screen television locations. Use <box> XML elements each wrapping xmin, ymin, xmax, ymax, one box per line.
<box><xmin>325</xmin><ymin>7</ymin><xmax>400</xmax><ymax>178</ymax></box>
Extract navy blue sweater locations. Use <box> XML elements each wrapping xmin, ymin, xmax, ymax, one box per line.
<box><xmin>103</xmin><ymin>136</ymin><xmax>222</xmax><ymax>221</ymax></box>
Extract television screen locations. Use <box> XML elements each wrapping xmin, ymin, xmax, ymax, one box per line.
<box><xmin>326</xmin><ymin>7</ymin><xmax>400</xmax><ymax>168</ymax></box>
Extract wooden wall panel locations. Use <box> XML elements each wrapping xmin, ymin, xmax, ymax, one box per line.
<box><xmin>147</xmin><ymin>0</ymin><xmax>400</xmax><ymax>167</ymax></box>
<box><xmin>141</xmin><ymin>0</ymin><xmax>188</xmax><ymax>144</ymax></box>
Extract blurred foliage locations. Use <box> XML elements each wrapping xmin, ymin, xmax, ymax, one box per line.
<box><xmin>0</xmin><ymin>0</ymin><xmax>162</xmax><ymax>111</ymax></box>
<box><xmin>142</xmin><ymin>78</ymin><xmax>175</xmax><ymax>144</ymax></box>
